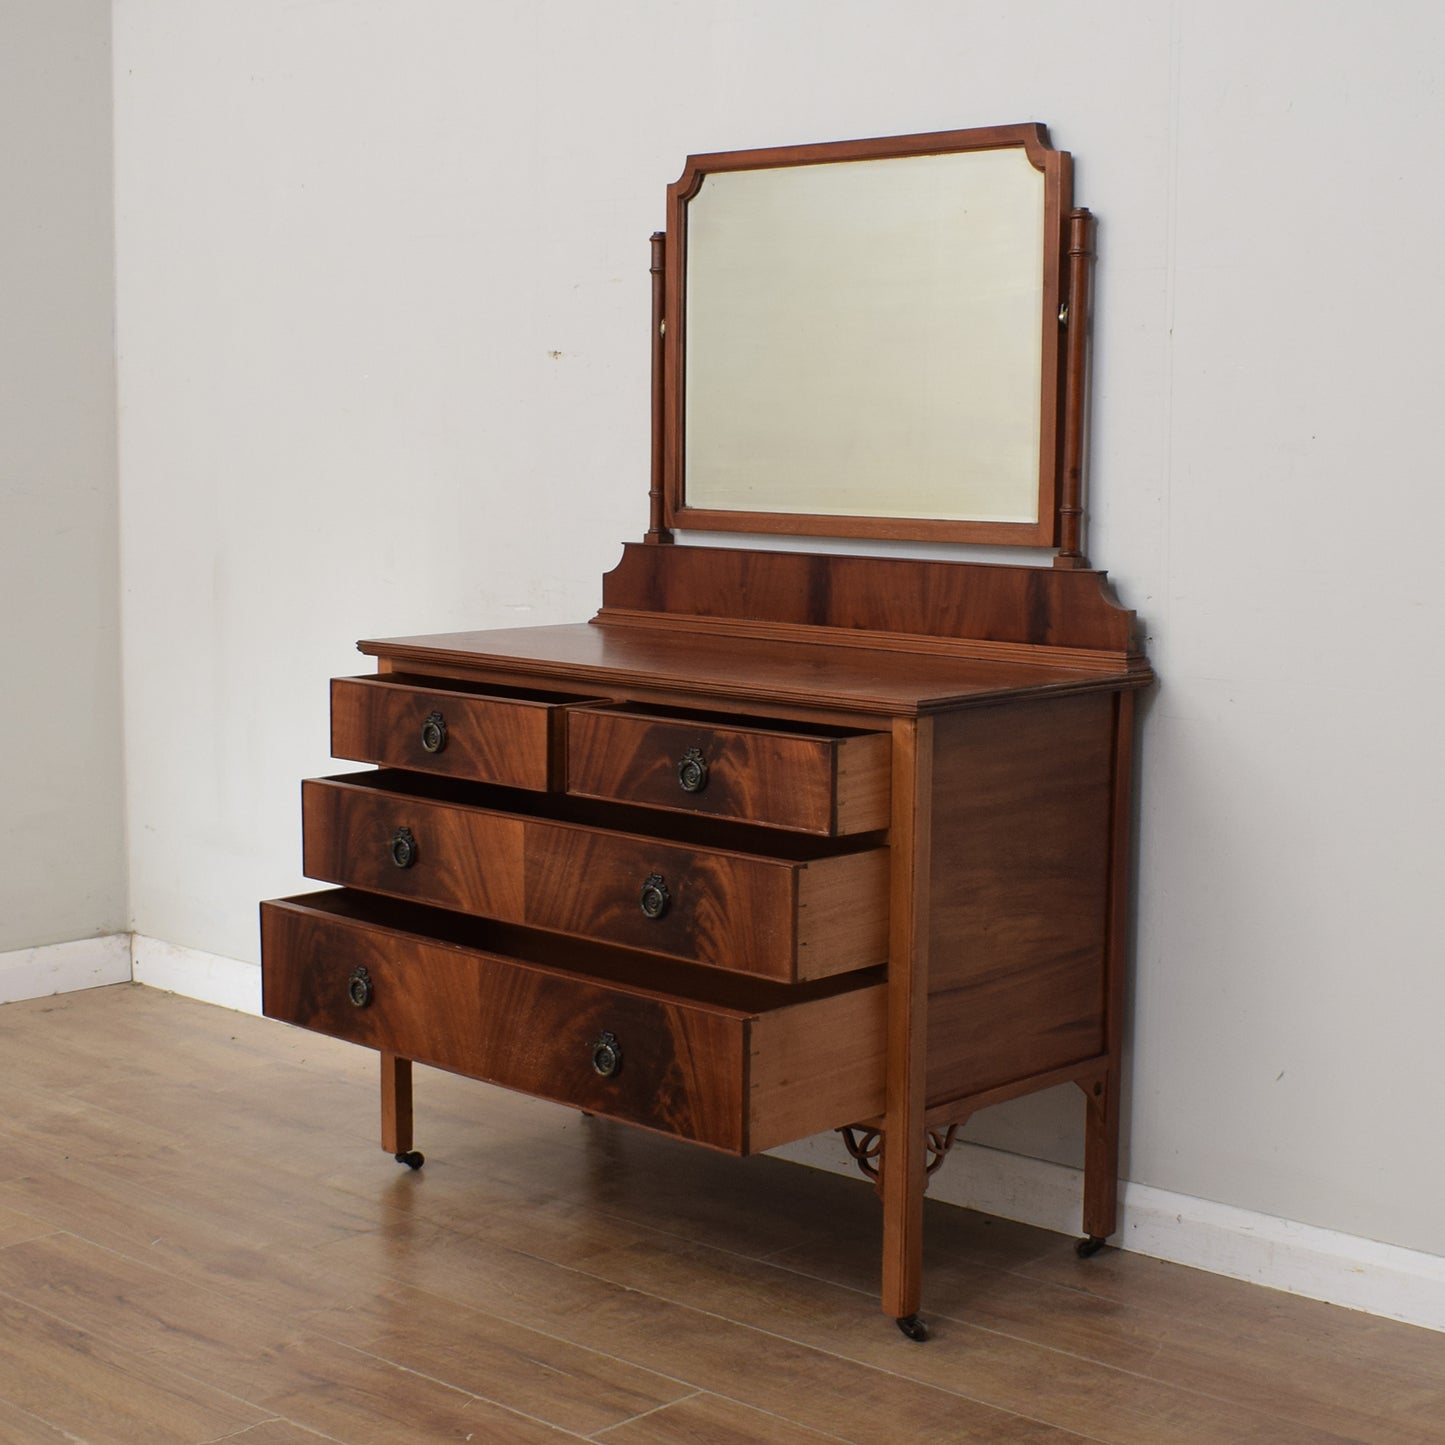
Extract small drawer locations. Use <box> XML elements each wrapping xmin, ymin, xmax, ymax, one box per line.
<box><xmin>260</xmin><ymin>890</ymin><xmax>886</xmax><ymax>1154</ymax></box>
<box><xmin>331</xmin><ymin>674</ymin><xmax>598</xmax><ymax>791</ymax></box>
<box><xmin>567</xmin><ymin>705</ymin><xmax>891</xmax><ymax>835</ymax></box>
<box><xmin>301</xmin><ymin>771</ymin><xmax>889</xmax><ymax>983</ymax></box>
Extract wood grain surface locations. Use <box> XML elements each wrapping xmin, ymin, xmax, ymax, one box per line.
<box><xmin>261</xmin><ymin>892</ymin><xmax>885</xmax><ymax>1153</ymax></box>
<box><xmin>566</xmin><ymin>704</ymin><xmax>890</xmax><ymax>835</ymax></box>
<box><xmin>357</xmin><ymin>618</ymin><xmax>1147</xmax><ymax>718</ymax></box>
<box><xmin>331</xmin><ymin>672</ymin><xmax>591</xmax><ymax>790</ymax></box>
<box><xmin>301</xmin><ymin>773</ymin><xmax>888</xmax><ymax>981</ymax></box>
<box><xmin>924</xmin><ymin>692</ymin><xmax>1114</xmax><ymax>1106</ymax></box>
<box><xmin>308</xmin><ymin>543</ymin><xmax>1154</xmax><ymax>1338</ymax></box>
<box><xmin>4</xmin><ymin>984</ymin><xmax>1437</xmax><ymax>1444</ymax></box>
<box><xmin>598</xmin><ymin>544</ymin><xmax>1145</xmax><ymax>656</ymax></box>
<box><xmin>880</xmin><ymin>715</ymin><xmax>934</xmax><ymax>1324</ymax></box>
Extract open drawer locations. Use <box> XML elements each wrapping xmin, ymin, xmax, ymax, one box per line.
<box><xmin>301</xmin><ymin>770</ymin><xmax>889</xmax><ymax>983</ymax></box>
<box><xmin>567</xmin><ymin>702</ymin><xmax>890</xmax><ymax>834</ymax></box>
<box><xmin>331</xmin><ymin>673</ymin><xmax>601</xmax><ymax>791</ymax></box>
<box><xmin>260</xmin><ymin>890</ymin><xmax>885</xmax><ymax>1154</ymax></box>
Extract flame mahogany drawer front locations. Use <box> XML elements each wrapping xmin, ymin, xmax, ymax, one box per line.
<box><xmin>301</xmin><ymin>771</ymin><xmax>889</xmax><ymax>983</ymax></box>
<box><xmin>566</xmin><ymin>705</ymin><xmax>891</xmax><ymax>835</ymax></box>
<box><xmin>260</xmin><ymin>891</ymin><xmax>886</xmax><ymax>1154</ymax></box>
<box><xmin>330</xmin><ymin>674</ymin><xmax>599</xmax><ymax>791</ymax></box>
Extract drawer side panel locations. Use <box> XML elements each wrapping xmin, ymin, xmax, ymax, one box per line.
<box><xmin>794</xmin><ymin>850</ymin><xmax>891</xmax><ymax>980</ymax></box>
<box><xmin>833</xmin><ymin>732</ymin><xmax>893</xmax><ymax>833</ymax></box>
<box><xmin>747</xmin><ymin>983</ymin><xmax>887</xmax><ymax>1151</ymax></box>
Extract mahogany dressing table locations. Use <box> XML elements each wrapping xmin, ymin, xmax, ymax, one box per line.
<box><xmin>260</xmin><ymin>124</ymin><xmax>1152</xmax><ymax>1340</ymax></box>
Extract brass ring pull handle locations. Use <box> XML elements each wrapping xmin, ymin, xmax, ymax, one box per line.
<box><xmin>676</xmin><ymin>746</ymin><xmax>708</xmax><ymax>794</ymax></box>
<box><xmin>639</xmin><ymin>872</ymin><xmax>670</xmax><ymax>919</ymax></box>
<box><xmin>591</xmin><ymin>1030</ymin><xmax>623</xmax><ymax>1077</ymax></box>
<box><xmin>347</xmin><ymin>966</ymin><xmax>373</xmax><ymax>1008</ymax></box>
<box><xmin>390</xmin><ymin>827</ymin><xmax>417</xmax><ymax>869</ymax></box>
<box><xmin>420</xmin><ymin>710</ymin><xmax>447</xmax><ymax>754</ymax></box>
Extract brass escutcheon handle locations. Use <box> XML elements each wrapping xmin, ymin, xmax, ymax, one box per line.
<box><xmin>347</xmin><ymin>966</ymin><xmax>373</xmax><ymax>1008</ymax></box>
<box><xmin>676</xmin><ymin>746</ymin><xmax>708</xmax><ymax>794</ymax></box>
<box><xmin>591</xmin><ymin>1030</ymin><xmax>622</xmax><ymax>1077</ymax></box>
<box><xmin>390</xmin><ymin>826</ymin><xmax>417</xmax><ymax>869</ymax></box>
<box><xmin>639</xmin><ymin>872</ymin><xmax>670</xmax><ymax>920</ymax></box>
<box><xmin>420</xmin><ymin>710</ymin><xmax>447</xmax><ymax>754</ymax></box>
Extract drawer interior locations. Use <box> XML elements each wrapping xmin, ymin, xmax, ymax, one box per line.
<box><xmin>577</xmin><ymin>699</ymin><xmax>879</xmax><ymax>738</ymax></box>
<box><xmin>271</xmin><ymin>888</ymin><xmax>882</xmax><ymax>1013</ymax></box>
<box><xmin>355</xmin><ymin>671</ymin><xmax>600</xmax><ymax>705</ymax></box>
<box><xmin>323</xmin><ymin>768</ymin><xmax>886</xmax><ymax>859</ymax></box>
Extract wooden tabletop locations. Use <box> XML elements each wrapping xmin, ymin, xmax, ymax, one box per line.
<box><xmin>359</xmin><ymin>621</ymin><xmax>1147</xmax><ymax>717</ymax></box>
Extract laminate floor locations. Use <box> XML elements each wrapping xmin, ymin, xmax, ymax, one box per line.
<box><xmin>0</xmin><ymin>984</ymin><xmax>1440</xmax><ymax>1444</ymax></box>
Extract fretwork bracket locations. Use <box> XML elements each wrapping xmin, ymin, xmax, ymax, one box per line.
<box><xmin>838</xmin><ymin>1123</ymin><xmax>964</xmax><ymax>1195</ymax></box>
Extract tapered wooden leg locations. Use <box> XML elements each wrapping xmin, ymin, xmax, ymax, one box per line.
<box><xmin>1081</xmin><ymin>1068</ymin><xmax>1120</xmax><ymax>1242</ymax></box>
<box><xmin>380</xmin><ymin>1052</ymin><xmax>413</xmax><ymax>1154</ymax></box>
<box><xmin>881</xmin><ymin>717</ymin><xmax>933</xmax><ymax>1334</ymax></box>
<box><xmin>1080</xmin><ymin>691</ymin><xmax>1137</xmax><ymax>1251</ymax></box>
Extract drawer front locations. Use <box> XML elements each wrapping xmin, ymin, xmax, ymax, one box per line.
<box><xmin>260</xmin><ymin>893</ymin><xmax>886</xmax><ymax>1153</ymax></box>
<box><xmin>331</xmin><ymin>675</ymin><xmax>584</xmax><ymax>790</ymax></box>
<box><xmin>567</xmin><ymin>707</ymin><xmax>890</xmax><ymax>835</ymax></box>
<box><xmin>301</xmin><ymin>776</ymin><xmax>888</xmax><ymax>982</ymax></box>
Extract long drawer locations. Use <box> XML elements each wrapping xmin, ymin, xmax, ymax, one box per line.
<box><xmin>566</xmin><ymin>704</ymin><xmax>890</xmax><ymax>835</ymax></box>
<box><xmin>260</xmin><ymin>891</ymin><xmax>886</xmax><ymax>1154</ymax></box>
<box><xmin>301</xmin><ymin>771</ymin><xmax>888</xmax><ymax>983</ymax></box>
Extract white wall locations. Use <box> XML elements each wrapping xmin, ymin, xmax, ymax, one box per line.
<box><xmin>0</xmin><ymin>1</ymin><xmax>125</xmax><ymax>953</ymax></box>
<box><xmin>113</xmin><ymin>1</ymin><xmax>1445</xmax><ymax>1262</ymax></box>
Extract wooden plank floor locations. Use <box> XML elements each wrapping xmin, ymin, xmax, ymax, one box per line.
<box><xmin>0</xmin><ymin>986</ymin><xmax>1440</xmax><ymax>1444</ymax></box>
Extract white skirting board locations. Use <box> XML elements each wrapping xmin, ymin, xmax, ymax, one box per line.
<box><xmin>130</xmin><ymin>934</ymin><xmax>263</xmax><ymax>1015</ymax></box>
<box><xmin>14</xmin><ymin>934</ymin><xmax>1439</xmax><ymax>1336</ymax></box>
<box><xmin>773</xmin><ymin>1134</ymin><xmax>1445</xmax><ymax>1334</ymax></box>
<box><xmin>0</xmin><ymin>933</ymin><xmax>131</xmax><ymax>1004</ymax></box>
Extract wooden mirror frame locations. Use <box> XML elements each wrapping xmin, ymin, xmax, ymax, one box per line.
<box><xmin>650</xmin><ymin>124</ymin><xmax>1091</xmax><ymax>556</ymax></box>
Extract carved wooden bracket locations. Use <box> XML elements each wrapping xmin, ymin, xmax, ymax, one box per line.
<box><xmin>838</xmin><ymin>1123</ymin><xmax>962</xmax><ymax>1195</ymax></box>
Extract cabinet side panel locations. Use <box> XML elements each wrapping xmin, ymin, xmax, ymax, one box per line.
<box><xmin>925</xmin><ymin>692</ymin><xmax>1113</xmax><ymax>1105</ymax></box>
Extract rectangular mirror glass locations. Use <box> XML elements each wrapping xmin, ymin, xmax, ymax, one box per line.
<box><xmin>663</xmin><ymin>127</ymin><xmax>1072</xmax><ymax>546</ymax></box>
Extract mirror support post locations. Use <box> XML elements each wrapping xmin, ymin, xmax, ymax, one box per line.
<box><xmin>645</xmin><ymin>231</ymin><xmax>673</xmax><ymax>544</ymax></box>
<box><xmin>1055</xmin><ymin>207</ymin><xmax>1094</xmax><ymax>569</ymax></box>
